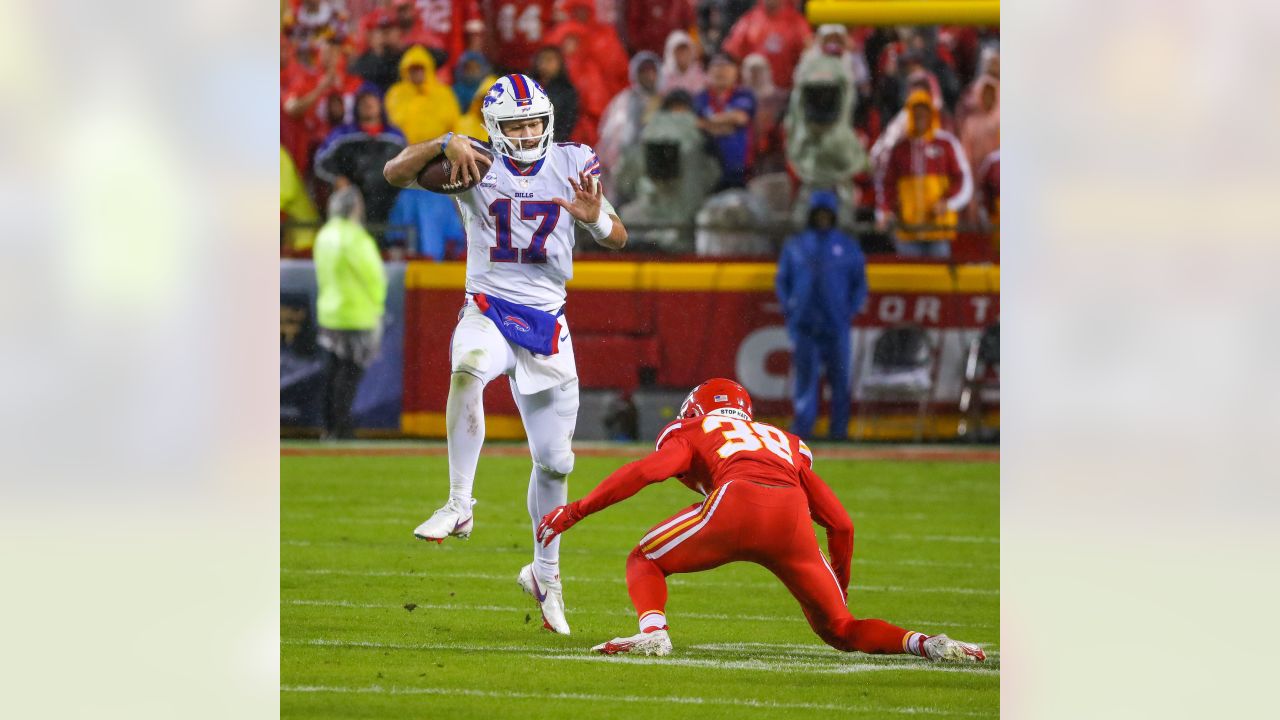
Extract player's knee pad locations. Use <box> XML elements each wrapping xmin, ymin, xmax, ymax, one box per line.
<box><xmin>537</xmin><ymin>449</ymin><xmax>574</xmax><ymax>479</ymax></box>
<box><xmin>449</xmin><ymin>371</ymin><xmax>484</xmax><ymax>399</ymax></box>
<box><xmin>451</xmin><ymin>347</ymin><xmax>490</xmax><ymax>380</ymax></box>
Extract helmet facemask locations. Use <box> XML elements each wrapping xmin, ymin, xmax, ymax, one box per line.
<box><xmin>484</xmin><ymin>112</ymin><xmax>554</xmax><ymax>164</ymax></box>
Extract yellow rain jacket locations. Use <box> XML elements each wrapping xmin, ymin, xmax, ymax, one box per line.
<box><xmin>385</xmin><ymin>45</ymin><xmax>462</xmax><ymax>145</ymax></box>
<box><xmin>875</xmin><ymin>90</ymin><xmax>973</xmax><ymax>243</ymax></box>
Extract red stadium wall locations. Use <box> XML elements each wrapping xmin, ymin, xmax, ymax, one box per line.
<box><xmin>402</xmin><ymin>262</ymin><xmax>999</xmax><ymax>438</ymax></box>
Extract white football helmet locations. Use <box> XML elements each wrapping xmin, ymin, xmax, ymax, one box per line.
<box><xmin>481</xmin><ymin>74</ymin><xmax>556</xmax><ymax>164</ymax></box>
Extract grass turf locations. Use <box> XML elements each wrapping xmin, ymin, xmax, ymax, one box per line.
<box><xmin>281</xmin><ymin>444</ymin><xmax>999</xmax><ymax>718</ymax></box>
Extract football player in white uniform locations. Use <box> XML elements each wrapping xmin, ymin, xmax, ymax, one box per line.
<box><xmin>384</xmin><ymin>74</ymin><xmax>627</xmax><ymax>634</ymax></box>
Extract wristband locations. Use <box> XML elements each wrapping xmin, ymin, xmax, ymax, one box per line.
<box><xmin>439</xmin><ymin>132</ymin><xmax>454</xmax><ymax>156</ymax></box>
<box><xmin>582</xmin><ymin>208</ymin><xmax>614</xmax><ymax>241</ymax></box>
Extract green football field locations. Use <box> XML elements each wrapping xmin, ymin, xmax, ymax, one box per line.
<box><xmin>281</xmin><ymin>442</ymin><xmax>999</xmax><ymax>718</ymax></box>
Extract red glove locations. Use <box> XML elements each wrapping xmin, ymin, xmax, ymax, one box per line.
<box><xmin>537</xmin><ymin>502</ymin><xmax>583</xmax><ymax>546</ymax></box>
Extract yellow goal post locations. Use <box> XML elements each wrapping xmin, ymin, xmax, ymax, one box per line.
<box><xmin>806</xmin><ymin>1</ymin><xmax>1000</xmax><ymax>26</ymax></box>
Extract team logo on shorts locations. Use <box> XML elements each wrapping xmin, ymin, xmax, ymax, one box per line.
<box><xmin>503</xmin><ymin>315</ymin><xmax>531</xmax><ymax>333</ymax></box>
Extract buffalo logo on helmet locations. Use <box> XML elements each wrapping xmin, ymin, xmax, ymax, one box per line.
<box><xmin>482</xmin><ymin>83</ymin><xmax>505</xmax><ymax>108</ymax></box>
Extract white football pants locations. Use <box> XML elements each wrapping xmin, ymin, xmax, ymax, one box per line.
<box><xmin>446</xmin><ymin>303</ymin><xmax>577</xmax><ymax>578</ymax></box>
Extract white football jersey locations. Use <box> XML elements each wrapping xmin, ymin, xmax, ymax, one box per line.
<box><xmin>454</xmin><ymin>141</ymin><xmax>611</xmax><ymax>312</ymax></box>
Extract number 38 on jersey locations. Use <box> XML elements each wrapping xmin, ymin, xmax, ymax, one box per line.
<box><xmin>701</xmin><ymin>416</ymin><xmax>796</xmax><ymax>464</ymax></box>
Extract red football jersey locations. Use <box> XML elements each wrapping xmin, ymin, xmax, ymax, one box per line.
<box><xmin>569</xmin><ymin>410</ymin><xmax>853</xmax><ymax>589</ymax></box>
<box><xmin>481</xmin><ymin>0</ymin><xmax>556</xmax><ymax>72</ymax></box>
<box><xmin>655</xmin><ymin>415</ymin><xmax>814</xmax><ymax>495</ymax></box>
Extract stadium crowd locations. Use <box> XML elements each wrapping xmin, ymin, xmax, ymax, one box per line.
<box><xmin>280</xmin><ymin>0</ymin><xmax>1000</xmax><ymax>261</ymax></box>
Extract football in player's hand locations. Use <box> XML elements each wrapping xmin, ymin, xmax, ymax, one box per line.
<box><xmin>416</xmin><ymin>137</ymin><xmax>494</xmax><ymax>194</ymax></box>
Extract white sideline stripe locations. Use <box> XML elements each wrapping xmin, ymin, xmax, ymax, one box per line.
<box><xmin>281</xmin><ymin>568</ymin><xmax>997</xmax><ymax>595</ymax></box>
<box><xmin>283</xmin><ymin>600</ymin><xmax>995</xmax><ymax>629</ymax></box>
<box><xmin>280</xmin><ymin>684</ymin><xmax>994</xmax><ymax>716</ymax></box>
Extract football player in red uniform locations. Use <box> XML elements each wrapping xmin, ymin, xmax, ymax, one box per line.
<box><xmin>537</xmin><ymin>378</ymin><xmax>986</xmax><ymax>662</ymax></box>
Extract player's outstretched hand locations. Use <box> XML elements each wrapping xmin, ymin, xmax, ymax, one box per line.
<box><xmin>444</xmin><ymin>134</ymin><xmax>490</xmax><ymax>187</ymax></box>
<box><xmin>554</xmin><ymin>171</ymin><xmax>604</xmax><ymax>222</ymax></box>
<box><xmin>537</xmin><ymin>502</ymin><xmax>584</xmax><ymax>546</ymax></box>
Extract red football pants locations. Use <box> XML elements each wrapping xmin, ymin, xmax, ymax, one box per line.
<box><xmin>626</xmin><ymin>479</ymin><xmax>910</xmax><ymax>654</ymax></box>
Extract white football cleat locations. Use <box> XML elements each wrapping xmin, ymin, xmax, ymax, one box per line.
<box><xmin>413</xmin><ymin>498</ymin><xmax>476</xmax><ymax>543</ymax></box>
<box><xmin>517</xmin><ymin>563</ymin><xmax>570</xmax><ymax>635</ymax></box>
<box><xmin>592</xmin><ymin>629</ymin><xmax>673</xmax><ymax>657</ymax></box>
<box><xmin>923</xmin><ymin>634</ymin><xmax>986</xmax><ymax>662</ymax></box>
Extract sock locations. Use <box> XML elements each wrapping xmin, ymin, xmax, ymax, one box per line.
<box><xmin>528</xmin><ymin>464</ymin><xmax>568</xmax><ymax>579</ymax></box>
<box><xmin>903</xmin><ymin>631</ymin><xmax>930</xmax><ymax>657</ymax></box>
<box><xmin>445</xmin><ymin>372</ymin><xmax>485</xmax><ymax>504</ymax></box>
<box><xmin>638</xmin><ymin>611</ymin><xmax>668</xmax><ymax>634</ymax></box>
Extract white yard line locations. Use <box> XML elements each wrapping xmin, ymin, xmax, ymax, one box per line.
<box><xmin>283</xmin><ymin>599</ymin><xmax>995</xmax><ymax>629</ymax></box>
<box><xmin>692</xmin><ymin>641</ymin><xmax>999</xmax><ymax>657</ymax></box>
<box><xmin>284</xmin><ymin>511</ymin><xmax>935</xmax><ymax>524</ymax></box>
<box><xmin>894</xmin><ymin>534</ymin><xmax>1000</xmax><ymax>544</ymax></box>
<box><xmin>549</xmin><ymin>653</ymin><xmax>999</xmax><ymax>676</ymax></box>
<box><xmin>280</xmin><ymin>684</ymin><xmax>995</xmax><ymax>716</ymax></box>
<box><xmin>282</xmin><ymin>535</ymin><xmax>999</xmax><ymax>550</ymax></box>
<box><xmin>282</xmin><ymin>638</ymin><xmax>999</xmax><ymax>677</ymax></box>
<box><xmin>282</xmin><ymin>568</ymin><xmax>998</xmax><ymax>595</ymax></box>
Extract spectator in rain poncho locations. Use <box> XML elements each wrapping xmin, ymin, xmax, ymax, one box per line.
<box><xmin>281</xmin><ymin>145</ymin><xmax>319</xmax><ymax>251</ymax></box>
<box><xmin>721</xmin><ymin>0</ymin><xmax>812</xmax><ymax>91</ymax></box>
<box><xmin>957</xmin><ymin>75</ymin><xmax>999</xmax><ymax>182</ymax></box>
<box><xmin>660</xmin><ymin>30</ymin><xmax>707</xmax><ymax>96</ymax></box>
<box><xmin>795</xmin><ymin>24</ymin><xmax>870</xmax><ymax>102</ymax></box>
<box><xmin>869</xmin><ymin>69</ymin><xmax>946</xmax><ymax>175</ymax></box>
<box><xmin>542</xmin><ymin>23</ymin><xmax>612</xmax><ymax>146</ymax></box>
<box><xmin>874</xmin><ymin>89</ymin><xmax>973</xmax><ymax>258</ymax></box>
<box><xmin>956</xmin><ymin>44</ymin><xmax>999</xmax><ymax>125</ymax></box>
<box><xmin>742</xmin><ymin>53</ymin><xmax>788</xmax><ymax>175</ymax></box>
<box><xmin>558</xmin><ymin>0</ymin><xmax>631</xmax><ymax>102</ymax></box>
<box><xmin>616</xmin><ymin>91</ymin><xmax>722</xmax><ymax>251</ymax></box>
<box><xmin>597</xmin><ymin>51</ymin><xmax>664</xmax><ymax>200</ymax></box>
<box><xmin>385</xmin><ymin>44</ymin><xmax>461</xmax><ymax>145</ymax></box>
<box><xmin>783</xmin><ymin>53</ymin><xmax>868</xmax><ymax>226</ymax></box>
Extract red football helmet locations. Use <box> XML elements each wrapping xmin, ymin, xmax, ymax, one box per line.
<box><xmin>679</xmin><ymin>378</ymin><xmax>753</xmax><ymax>421</ymax></box>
